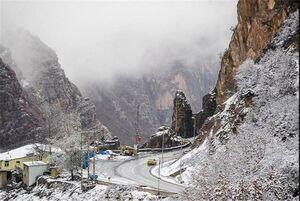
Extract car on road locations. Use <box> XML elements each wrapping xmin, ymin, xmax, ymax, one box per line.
<box><xmin>147</xmin><ymin>159</ymin><xmax>157</xmax><ymax>166</ymax></box>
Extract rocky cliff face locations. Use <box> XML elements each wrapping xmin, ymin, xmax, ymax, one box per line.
<box><xmin>170</xmin><ymin>90</ymin><xmax>194</xmax><ymax>138</ymax></box>
<box><xmin>183</xmin><ymin>1</ymin><xmax>299</xmax><ymax>199</ymax></box>
<box><xmin>141</xmin><ymin>126</ymin><xmax>183</xmax><ymax>148</ymax></box>
<box><xmin>196</xmin><ymin>3</ymin><xmax>299</xmax><ymax>146</ymax></box>
<box><xmin>195</xmin><ymin>0</ymin><xmax>297</xmax><ymax>132</ymax></box>
<box><xmin>84</xmin><ymin>77</ymin><xmax>161</xmax><ymax>145</ymax></box>
<box><xmin>194</xmin><ymin>89</ymin><xmax>217</xmax><ymax>133</ymax></box>
<box><xmin>142</xmin><ymin>89</ymin><xmax>195</xmax><ymax>148</ymax></box>
<box><xmin>84</xmin><ymin>60</ymin><xmax>217</xmax><ymax>144</ymax></box>
<box><xmin>0</xmin><ymin>53</ymin><xmax>46</xmax><ymax>151</ymax></box>
<box><xmin>0</xmin><ymin>45</ymin><xmax>23</xmax><ymax>80</ymax></box>
<box><xmin>151</xmin><ymin>61</ymin><xmax>217</xmax><ymax>117</ymax></box>
<box><xmin>215</xmin><ymin>0</ymin><xmax>295</xmax><ymax>105</ymax></box>
<box><xmin>2</xmin><ymin>29</ymin><xmax>111</xmax><ymax>149</ymax></box>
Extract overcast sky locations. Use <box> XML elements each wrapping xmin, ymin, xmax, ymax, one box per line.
<box><xmin>1</xmin><ymin>0</ymin><xmax>237</xmax><ymax>85</ymax></box>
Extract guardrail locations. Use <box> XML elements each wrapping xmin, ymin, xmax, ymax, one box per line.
<box><xmin>110</xmin><ymin>141</ymin><xmax>191</xmax><ymax>154</ymax></box>
<box><xmin>138</xmin><ymin>141</ymin><xmax>191</xmax><ymax>153</ymax></box>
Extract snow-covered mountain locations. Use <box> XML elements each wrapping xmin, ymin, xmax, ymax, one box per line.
<box><xmin>83</xmin><ymin>59</ymin><xmax>218</xmax><ymax>144</ymax></box>
<box><xmin>0</xmin><ymin>30</ymin><xmax>111</xmax><ymax>150</ymax></box>
<box><xmin>0</xmin><ymin>0</ymin><xmax>298</xmax><ymax>200</ymax></box>
<box><xmin>159</xmin><ymin>1</ymin><xmax>299</xmax><ymax>200</ymax></box>
<box><xmin>0</xmin><ymin>48</ymin><xmax>46</xmax><ymax>151</ymax></box>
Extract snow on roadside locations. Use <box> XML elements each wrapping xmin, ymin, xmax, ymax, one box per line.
<box><xmin>95</xmin><ymin>154</ymin><xmax>134</xmax><ymax>161</ymax></box>
<box><xmin>151</xmin><ymin>140</ymin><xmax>209</xmax><ymax>185</ymax></box>
<box><xmin>151</xmin><ymin>159</ymin><xmax>180</xmax><ymax>185</ymax></box>
<box><xmin>0</xmin><ymin>175</ymin><xmax>158</xmax><ymax>201</ymax></box>
<box><xmin>155</xmin><ymin>11</ymin><xmax>299</xmax><ymax>200</ymax></box>
<box><xmin>177</xmin><ymin>10</ymin><xmax>300</xmax><ymax>200</ymax></box>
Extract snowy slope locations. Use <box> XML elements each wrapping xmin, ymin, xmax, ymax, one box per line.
<box><xmin>0</xmin><ymin>175</ymin><xmax>158</xmax><ymax>201</ymax></box>
<box><xmin>159</xmin><ymin>10</ymin><xmax>299</xmax><ymax>200</ymax></box>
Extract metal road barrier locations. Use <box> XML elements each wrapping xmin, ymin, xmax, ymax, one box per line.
<box><xmin>138</xmin><ymin>141</ymin><xmax>191</xmax><ymax>153</ymax></box>
<box><xmin>110</xmin><ymin>141</ymin><xmax>191</xmax><ymax>154</ymax></box>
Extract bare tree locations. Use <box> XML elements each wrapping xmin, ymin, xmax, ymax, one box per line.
<box><xmin>32</xmin><ymin>144</ymin><xmax>47</xmax><ymax>161</ymax></box>
<box><xmin>64</xmin><ymin>149</ymin><xmax>82</xmax><ymax>180</ymax></box>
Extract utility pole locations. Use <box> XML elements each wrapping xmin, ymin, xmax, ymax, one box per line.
<box><xmin>183</xmin><ymin>112</ymin><xmax>186</xmax><ymax>138</ymax></box>
<box><xmin>157</xmin><ymin>158</ymin><xmax>160</xmax><ymax>196</ymax></box>
<box><xmin>175</xmin><ymin>102</ymin><xmax>179</xmax><ymax>135</ymax></box>
<box><xmin>87</xmin><ymin>143</ymin><xmax>90</xmax><ymax>181</ymax></box>
<box><xmin>135</xmin><ymin>104</ymin><xmax>141</xmax><ymax>154</ymax></box>
<box><xmin>179</xmin><ymin>113</ymin><xmax>186</xmax><ymax>183</ymax></box>
<box><xmin>83</xmin><ymin>130</ymin><xmax>97</xmax><ymax>182</ymax></box>
<box><xmin>85</xmin><ymin>131</ymin><xmax>89</xmax><ymax>181</ymax></box>
<box><xmin>192</xmin><ymin>116</ymin><xmax>196</xmax><ymax>138</ymax></box>
<box><xmin>93</xmin><ymin>130</ymin><xmax>96</xmax><ymax>183</ymax></box>
<box><xmin>179</xmin><ymin>141</ymin><xmax>183</xmax><ymax>182</ymax></box>
<box><xmin>161</xmin><ymin>130</ymin><xmax>164</xmax><ymax>168</ymax></box>
<box><xmin>47</xmin><ymin>117</ymin><xmax>52</xmax><ymax>154</ymax></box>
<box><xmin>80</xmin><ymin>129</ymin><xmax>83</xmax><ymax>189</ymax></box>
<box><xmin>137</xmin><ymin>104</ymin><xmax>140</xmax><ymax>133</ymax></box>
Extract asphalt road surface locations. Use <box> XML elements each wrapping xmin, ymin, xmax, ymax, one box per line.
<box><xmin>114</xmin><ymin>149</ymin><xmax>186</xmax><ymax>193</ymax></box>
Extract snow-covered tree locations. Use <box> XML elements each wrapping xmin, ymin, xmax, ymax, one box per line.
<box><xmin>64</xmin><ymin>149</ymin><xmax>82</xmax><ymax>180</ymax></box>
<box><xmin>180</xmin><ymin>11</ymin><xmax>299</xmax><ymax>201</ymax></box>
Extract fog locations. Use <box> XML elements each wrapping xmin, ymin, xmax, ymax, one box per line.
<box><xmin>1</xmin><ymin>0</ymin><xmax>237</xmax><ymax>85</ymax></box>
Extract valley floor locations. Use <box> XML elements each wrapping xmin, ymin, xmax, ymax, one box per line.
<box><xmin>0</xmin><ymin>149</ymin><xmax>189</xmax><ymax>200</ymax></box>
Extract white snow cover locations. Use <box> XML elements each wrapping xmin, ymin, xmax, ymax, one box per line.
<box><xmin>23</xmin><ymin>161</ymin><xmax>47</xmax><ymax>166</ymax></box>
<box><xmin>21</xmin><ymin>79</ymin><xmax>30</xmax><ymax>88</ymax></box>
<box><xmin>95</xmin><ymin>154</ymin><xmax>134</xmax><ymax>161</ymax></box>
<box><xmin>0</xmin><ymin>8</ymin><xmax>298</xmax><ymax>201</ymax></box>
<box><xmin>154</xmin><ymin>128</ymin><xmax>169</xmax><ymax>137</ymax></box>
<box><xmin>152</xmin><ymin>139</ymin><xmax>209</xmax><ymax>185</ymax></box>
<box><xmin>0</xmin><ymin>144</ymin><xmax>61</xmax><ymax>161</ymax></box>
<box><xmin>159</xmin><ymin>11</ymin><xmax>299</xmax><ymax>200</ymax></box>
<box><xmin>0</xmin><ymin>174</ymin><xmax>158</xmax><ymax>201</ymax></box>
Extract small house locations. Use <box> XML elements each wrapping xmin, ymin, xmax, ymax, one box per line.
<box><xmin>0</xmin><ymin>144</ymin><xmax>61</xmax><ymax>171</ymax></box>
<box><xmin>23</xmin><ymin>161</ymin><xmax>47</xmax><ymax>186</ymax></box>
<box><xmin>0</xmin><ymin>144</ymin><xmax>61</xmax><ymax>186</ymax></box>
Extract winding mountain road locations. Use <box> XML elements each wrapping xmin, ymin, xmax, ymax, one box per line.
<box><xmin>94</xmin><ymin>149</ymin><xmax>187</xmax><ymax>194</ymax></box>
<box><xmin>115</xmin><ymin>150</ymin><xmax>186</xmax><ymax>193</ymax></box>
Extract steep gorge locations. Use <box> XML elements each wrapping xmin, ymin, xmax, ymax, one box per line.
<box><xmin>180</xmin><ymin>0</ymin><xmax>299</xmax><ymax>199</ymax></box>
<box><xmin>84</xmin><ymin>60</ymin><xmax>218</xmax><ymax>145</ymax></box>
<box><xmin>0</xmin><ymin>48</ymin><xmax>46</xmax><ymax>151</ymax></box>
<box><xmin>215</xmin><ymin>0</ymin><xmax>296</xmax><ymax>104</ymax></box>
<box><xmin>1</xmin><ymin>30</ymin><xmax>111</xmax><ymax>149</ymax></box>
<box><xmin>195</xmin><ymin>0</ymin><xmax>298</xmax><ymax>132</ymax></box>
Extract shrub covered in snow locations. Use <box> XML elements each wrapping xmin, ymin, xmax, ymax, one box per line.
<box><xmin>177</xmin><ymin>11</ymin><xmax>299</xmax><ymax>201</ymax></box>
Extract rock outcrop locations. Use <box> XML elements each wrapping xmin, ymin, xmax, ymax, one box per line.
<box><xmin>198</xmin><ymin>7</ymin><xmax>300</xmax><ymax>146</ymax></box>
<box><xmin>84</xmin><ymin>60</ymin><xmax>217</xmax><ymax>144</ymax></box>
<box><xmin>195</xmin><ymin>0</ymin><xmax>298</xmax><ymax>134</ymax></box>
<box><xmin>0</xmin><ymin>45</ymin><xmax>23</xmax><ymax>80</ymax></box>
<box><xmin>194</xmin><ymin>89</ymin><xmax>217</xmax><ymax>132</ymax></box>
<box><xmin>215</xmin><ymin>0</ymin><xmax>296</xmax><ymax>105</ymax></box>
<box><xmin>170</xmin><ymin>90</ymin><xmax>194</xmax><ymax>138</ymax></box>
<box><xmin>141</xmin><ymin>126</ymin><xmax>183</xmax><ymax>148</ymax></box>
<box><xmin>186</xmin><ymin>10</ymin><xmax>299</xmax><ymax>199</ymax></box>
<box><xmin>142</xmin><ymin>90</ymin><xmax>194</xmax><ymax>148</ymax></box>
<box><xmin>2</xmin><ymin>29</ymin><xmax>111</xmax><ymax>149</ymax></box>
<box><xmin>0</xmin><ymin>56</ymin><xmax>46</xmax><ymax>150</ymax></box>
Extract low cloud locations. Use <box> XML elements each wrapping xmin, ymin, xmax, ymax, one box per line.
<box><xmin>1</xmin><ymin>0</ymin><xmax>237</xmax><ymax>85</ymax></box>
